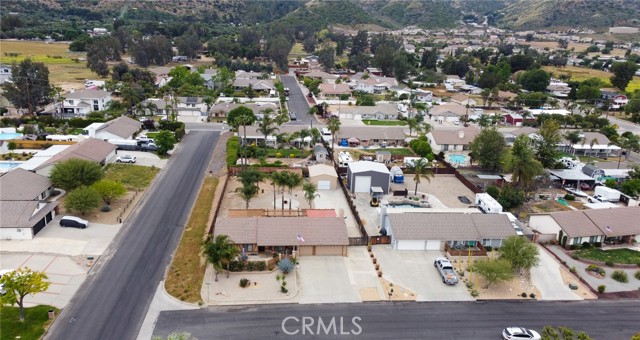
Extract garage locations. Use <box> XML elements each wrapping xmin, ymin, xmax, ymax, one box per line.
<box><xmin>315</xmin><ymin>245</ymin><xmax>346</xmax><ymax>256</ymax></box>
<box><xmin>425</xmin><ymin>240</ymin><xmax>441</xmax><ymax>250</ymax></box>
<box><xmin>396</xmin><ymin>240</ymin><xmax>426</xmax><ymax>250</ymax></box>
<box><xmin>317</xmin><ymin>180</ymin><xmax>331</xmax><ymax>190</ymax></box>
<box><xmin>353</xmin><ymin>176</ymin><xmax>372</xmax><ymax>193</ymax></box>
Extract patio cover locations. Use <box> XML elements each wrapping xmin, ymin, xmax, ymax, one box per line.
<box><xmin>548</xmin><ymin>169</ymin><xmax>594</xmax><ymax>181</ymax></box>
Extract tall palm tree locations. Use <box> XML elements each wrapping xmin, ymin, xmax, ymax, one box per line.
<box><xmin>298</xmin><ymin>129</ymin><xmax>311</xmax><ymax>149</ymax></box>
<box><xmin>407</xmin><ymin>117</ymin><xmax>420</xmax><ymax>136</ymax></box>
<box><xmin>203</xmin><ymin>235</ymin><xmax>240</xmax><ymax>281</ymax></box>
<box><xmin>478</xmin><ymin>114</ymin><xmax>491</xmax><ymax>129</ymax></box>
<box><xmin>611</xmin><ymin>133</ymin><xmax>640</xmax><ymax>169</ymax></box>
<box><xmin>203</xmin><ymin>96</ymin><xmax>215</xmax><ymax>116</ymax></box>
<box><xmin>506</xmin><ymin>135</ymin><xmax>544</xmax><ymax>190</ymax></box>
<box><xmin>587</xmin><ymin>137</ymin><xmax>599</xmax><ymax>165</ymax></box>
<box><xmin>236</xmin><ymin>113</ymin><xmax>255</xmax><ymax>170</ymax></box>
<box><xmin>285</xmin><ymin>172</ymin><xmax>303</xmax><ymax>210</ymax></box>
<box><xmin>327</xmin><ymin>117</ymin><xmax>341</xmax><ymax>150</ymax></box>
<box><xmin>256</xmin><ymin>113</ymin><xmax>279</xmax><ymax>151</ymax></box>
<box><xmin>409</xmin><ymin>158</ymin><xmax>434</xmax><ymax>195</ymax></box>
<box><xmin>302</xmin><ymin>181</ymin><xmax>320</xmax><ymax>208</ymax></box>
<box><xmin>145</xmin><ymin>101</ymin><xmax>158</xmax><ymax>117</ymax></box>
<box><xmin>239</xmin><ymin>182</ymin><xmax>259</xmax><ymax>209</ymax></box>
<box><xmin>564</xmin><ymin>131</ymin><xmax>581</xmax><ymax>154</ymax></box>
<box><xmin>421</xmin><ymin>121</ymin><xmax>432</xmax><ymax>134</ymax></box>
<box><xmin>270</xmin><ymin>171</ymin><xmax>287</xmax><ymax>210</ymax></box>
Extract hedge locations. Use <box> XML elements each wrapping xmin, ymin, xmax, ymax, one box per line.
<box><xmin>226</xmin><ymin>136</ymin><xmax>240</xmax><ymax>167</ymax></box>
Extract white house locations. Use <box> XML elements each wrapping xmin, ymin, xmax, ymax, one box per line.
<box><xmin>83</xmin><ymin>116</ymin><xmax>141</xmax><ymax>140</ymax></box>
<box><xmin>427</xmin><ymin>127</ymin><xmax>480</xmax><ymax>153</ymax></box>
<box><xmin>62</xmin><ymin>89</ymin><xmax>112</xmax><ymax>115</ymax></box>
<box><xmin>0</xmin><ymin>64</ymin><xmax>12</xmax><ymax>85</ymax></box>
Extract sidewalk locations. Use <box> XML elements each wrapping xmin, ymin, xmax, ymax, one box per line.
<box><xmin>546</xmin><ymin>245</ymin><xmax>639</xmax><ymax>293</ymax></box>
<box><xmin>136</xmin><ymin>282</ymin><xmax>199</xmax><ymax>340</ymax></box>
<box><xmin>530</xmin><ymin>245</ymin><xmax>583</xmax><ymax>300</ymax></box>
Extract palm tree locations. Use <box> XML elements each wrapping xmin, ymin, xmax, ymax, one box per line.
<box><xmin>256</xmin><ymin>113</ymin><xmax>279</xmax><ymax>152</ymax></box>
<box><xmin>298</xmin><ymin>128</ymin><xmax>311</xmax><ymax>149</ymax></box>
<box><xmin>487</xmin><ymin>87</ymin><xmax>499</xmax><ymax>109</ymax></box>
<box><xmin>145</xmin><ymin>101</ymin><xmax>158</xmax><ymax>117</ymax></box>
<box><xmin>327</xmin><ymin>117</ymin><xmax>341</xmax><ymax>150</ymax></box>
<box><xmin>407</xmin><ymin>117</ymin><xmax>420</xmax><ymax>136</ymax></box>
<box><xmin>409</xmin><ymin>158</ymin><xmax>434</xmax><ymax>196</ymax></box>
<box><xmin>133</xmin><ymin>102</ymin><xmax>145</xmax><ymax>119</ymax></box>
<box><xmin>587</xmin><ymin>137</ymin><xmax>599</xmax><ymax>165</ymax></box>
<box><xmin>270</xmin><ymin>171</ymin><xmax>287</xmax><ymax>210</ymax></box>
<box><xmin>239</xmin><ymin>182</ymin><xmax>259</xmax><ymax>209</ymax></box>
<box><xmin>236</xmin><ymin>113</ymin><xmax>255</xmax><ymax>169</ymax></box>
<box><xmin>285</xmin><ymin>172</ymin><xmax>303</xmax><ymax>210</ymax></box>
<box><xmin>481</xmin><ymin>87</ymin><xmax>491</xmax><ymax>107</ymax></box>
<box><xmin>302</xmin><ymin>181</ymin><xmax>320</xmax><ymax>208</ymax></box>
<box><xmin>203</xmin><ymin>235</ymin><xmax>240</xmax><ymax>281</ymax></box>
<box><xmin>478</xmin><ymin>114</ymin><xmax>491</xmax><ymax>129</ymax></box>
<box><xmin>564</xmin><ymin>131</ymin><xmax>581</xmax><ymax>154</ymax></box>
<box><xmin>611</xmin><ymin>133</ymin><xmax>640</xmax><ymax>169</ymax></box>
<box><xmin>421</xmin><ymin>121</ymin><xmax>432</xmax><ymax>134</ymax></box>
<box><xmin>506</xmin><ymin>135</ymin><xmax>543</xmax><ymax>190</ymax></box>
<box><xmin>203</xmin><ymin>96</ymin><xmax>214</xmax><ymax>116</ymax></box>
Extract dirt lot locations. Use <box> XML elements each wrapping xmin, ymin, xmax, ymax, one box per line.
<box><xmin>218</xmin><ymin>178</ymin><xmax>312</xmax><ymax>217</ymax></box>
<box><xmin>405</xmin><ymin>174</ymin><xmax>477</xmax><ymax>209</ymax></box>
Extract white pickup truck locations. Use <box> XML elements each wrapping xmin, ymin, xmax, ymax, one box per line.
<box><xmin>434</xmin><ymin>257</ymin><xmax>458</xmax><ymax>285</ymax></box>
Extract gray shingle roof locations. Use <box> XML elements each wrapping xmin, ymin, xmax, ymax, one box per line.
<box><xmin>0</xmin><ymin>168</ymin><xmax>52</xmax><ymax>201</ymax></box>
<box><xmin>35</xmin><ymin>138</ymin><xmax>116</xmax><ymax>170</ymax></box>
<box><xmin>584</xmin><ymin>207</ymin><xmax>640</xmax><ymax>237</ymax></box>
<box><xmin>214</xmin><ymin>217</ymin><xmax>349</xmax><ymax>246</ymax></box>
<box><xmin>388</xmin><ymin>212</ymin><xmax>515</xmax><ymax>240</ymax></box>
<box><xmin>65</xmin><ymin>89</ymin><xmax>111</xmax><ymax>100</ymax></box>
<box><xmin>550</xmin><ymin>211</ymin><xmax>603</xmax><ymax>238</ymax></box>
<box><xmin>429</xmin><ymin>127</ymin><xmax>479</xmax><ymax>146</ymax></box>
<box><xmin>337</xmin><ymin>126</ymin><xmax>405</xmax><ymax>141</ymax></box>
<box><xmin>0</xmin><ymin>200</ymin><xmax>59</xmax><ymax>228</ymax></box>
<box><xmin>98</xmin><ymin>116</ymin><xmax>141</xmax><ymax>139</ymax></box>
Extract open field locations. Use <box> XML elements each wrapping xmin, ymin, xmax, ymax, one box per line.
<box><xmin>104</xmin><ymin>164</ymin><xmax>160</xmax><ymax>191</ymax></box>
<box><xmin>524</xmin><ymin>41</ymin><xmax>627</xmax><ymax>57</ymax></box>
<box><xmin>0</xmin><ymin>40</ymin><xmax>98</xmax><ymax>87</ymax></box>
<box><xmin>542</xmin><ymin>65</ymin><xmax>640</xmax><ymax>92</ymax></box>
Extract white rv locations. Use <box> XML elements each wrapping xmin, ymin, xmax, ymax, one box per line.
<box><xmin>475</xmin><ymin>193</ymin><xmax>503</xmax><ymax>214</ymax></box>
<box><xmin>338</xmin><ymin>151</ymin><xmax>353</xmax><ymax>167</ymax></box>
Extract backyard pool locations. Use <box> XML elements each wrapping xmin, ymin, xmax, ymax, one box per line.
<box><xmin>0</xmin><ymin>161</ymin><xmax>23</xmax><ymax>172</ymax></box>
<box><xmin>0</xmin><ymin>133</ymin><xmax>23</xmax><ymax>140</ymax></box>
<box><xmin>447</xmin><ymin>153</ymin><xmax>468</xmax><ymax>165</ymax></box>
<box><xmin>388</xmin><ymin>203</ymin><xmax>422</xmax><ymax>208</ymax></box>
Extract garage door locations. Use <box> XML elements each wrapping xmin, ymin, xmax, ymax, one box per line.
<box><xmin>317</xmin><ymin>180</ymin><xmax>331</xmax><ymax>190</ymax></box>
<box><xmin>353</xmin><ymin>176</ymin><xmax>371</xmax><ymax>193</ymax></box>
<box><xmin>396</xmin><ymin>240</ymin><xmax>426</xmax><ymax>250</ymax></box>
<box><xmin>315</xmin><ymin>246</ymin><xmax>344</xmax><ymax>256</ymax></box>
<box><xmin>299</xmin><ymin>246</ymin><xmax>314</xmax><ymax>256</ymax></box>
<box><xmin>425</xmin><ymin>240</ymin><xmax>441</xmax><ymax>250</ymax></box>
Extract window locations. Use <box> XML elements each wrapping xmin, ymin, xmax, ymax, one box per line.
<box><xmin>574</xmin><ymin>237</ymin><xmax>582</xmax><ymax>245</ymax></box>
<box><xmin>68</xmin><ymin>100</ymin><xmax>74</xmax><ymax>105</ymax></box>
<box><xmin>93</xmin><ymin>100</ymin><xmax>98</xmax><ymax>104</ymax></box>
<box><xmin>589</xmin><ymin>236</ymin><xmax>599</xmax><ymax>243</ymax></box>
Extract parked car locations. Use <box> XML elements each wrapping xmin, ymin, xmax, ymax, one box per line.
<box><xmin>289</xmin><ymin>112</ymin><xmax>297</xmax><ymax>121</ymax></box>
<box><xmin>141</xmin><ymin>142</ymin><xmax>158</xmax><ymax>152</ymax></box>
<box><xmin>116</xmin><ymin>155</ymin><xmax>136</xmax><ymax>163</ymax></box>
<box><xmin>136</xmin><ymin>135</ymin><xmax>154</xmax><ymax>144</ymax></box>
<box><xmin>502</xmin><ymin>327</ymin><xmax>541</xmax><ymax>340</ymax></box>
<box><xmin>0</xmin><ymin>269</ymin><xmax>14</xmax><ymax>295</ymax></box>
<box><xmin>434</xmin><ymin>257</ymin><xmax>458</xmax><ymax>285</ymax></box>
<box><xmin>59</xmin><ymin>216</ymin><xmax>89</xmax><ymax>229</ymax></box>
<box><xmin>588</xmin><ymin>195</ymin><xmax>607</xmax><ymax>203</ymax></box>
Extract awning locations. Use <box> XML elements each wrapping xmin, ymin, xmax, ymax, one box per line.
<box><xmin>348</xmin><ymin>138</ymin><xmax>360</xmax><ymax>143</ymax></box>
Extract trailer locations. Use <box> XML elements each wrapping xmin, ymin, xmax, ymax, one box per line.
<box><xmin>475</xmin><ymin>193</ymin><xmax>503</xmax><ymax>213</ymax></box>
<box><xmin>107</xmin><ymin>139</ymin><xmax>139</xmax><ymax>151</ymax></box>
<box><xmin>594</xmin><ymin>186</ymin><xmax>621</xmax><ymax>203</ymax></box>
<box><xmin>338</xmin><ymin>151</ymin><xmax>353</xmax><ymax>168</ymax></box>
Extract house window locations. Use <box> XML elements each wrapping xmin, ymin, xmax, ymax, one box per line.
<box><xmin>443</xmin><ymin>144</ymin><xmax>449</xmax><ymax>151</ymax></box>
<box><xmin>589</xmin><ymin>236</ymin><xmax>599</xmax><ymax>243</ymax></box>
<box><xmin>93</xmin><ymin>100</ymin><xmax>98</xmax><ymax>104</ymax></box>
<box><xmin>68</xmin><ymin>100</ymin><xmax>74</xmax><ymax>105</ymax></box>
<box><xmin>574</xmin><ymin>237</ymin><xmax>583</xmax><ymax>245</ymax></box>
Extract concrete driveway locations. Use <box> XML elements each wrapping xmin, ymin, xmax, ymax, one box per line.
<box><xmin>373</xmin><ymin>245</ymin><xmax>473</xmax><ymax>302</ymax></box>
<box><xmin>531</xmin><ymin>245</ymin><xmax>582</xmax><ymax>300</ymax></box>
<box><xmin>111</xmin><ymin>150</ymin><xmax>168</xmax><ymax>168</ymax></box>
<box><xmin>296</xmin><ymin>256</ymin><xmax>360</xmax><ymax>304</ymax></box>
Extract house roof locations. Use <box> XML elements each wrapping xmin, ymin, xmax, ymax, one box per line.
<box><xmin>581</xmin><ymin>164</ymin><xmax>602</xmax><ymax>177</ymax></box>
<box><xmin>336</xmin><ymin>126</ymin><xmax>405</xmax><ymax>141</ymax></box>
<box><xmin>66</xmin><ymin>89</ymin><xmax>111</xmax><ymax>100</ymax></box>
<box><xmin>0</xmin><ymin>168</ymin><xmax>51</xmax><ymax>201</ymax></box>
<box><xmin>35</xmin><ymin>138</ymin><xmax>116</xmax><ymax>170</ymax></box>
<box><xmin>338</xmin><ymin>103</ymin><xmax>397</xmax><ymax>116</ymax></box>
<box><xmin>430</xmin><ymin>103</ymin><xmax>468</xmax><ymax>116</ymax></box>
<box><xmin>214</xmin><ymin>217</ymin><xmax>349</xmax><ymax>246</ymax></box>
<box><xmin>305</xmin><ymin>70</ymin><xmax>338</xmax><ymax>80</ymax></box>
<box><xmin>348</xmin><ymin>161</ymin><xmax>390</xmax><ymax>174</ymax></box>
<box><xmin>306</xmin><ymin>209</ymin><xmax>337</xmax><ymax>218</ymax></box>
<box><xmin>313</xmin><ymin>144</ymin><xmax>328</xmax><ymax>154</ymax></box>
<box><xmin>550</xmin><ymin>211</ymin><xmax>602</xmax><ymax>238</ymax></box>
<box><xmin>429</xmin><ymin>127</ymin><xmax>479</xmax><ymax>146</ymax></box>
<box><xmin>0</xmin><ymin>200</ymin><xmax>59</xmax><ymax>229</ymax></box>
<box><xmin>583</xmin><ymin>207</ymin><xmax>640</xmax><ymax>237</ymax></box>
<box><xmin>308</xmin><ymin>164</ymin><xmax>338</xmax><ymax>178</ymax></box>
<box><xmin>97</xmin><ymin>116</ymin><xmax>140</xmax><ymax>139</ymax></box>
<box><xmin>319</xmin><ymin>83</ymin><xmax>351</xmax><ymax>95</ymax></box>
<box><xmin>388</xmin><ymin>212</ymin><xmax>515</xmax><ymax>241</ymax></box>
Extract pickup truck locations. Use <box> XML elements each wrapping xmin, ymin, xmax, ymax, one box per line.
<box><xmin>434</xmin><ymin>257</ymin><xmax>458</xmax><ymax>285</ymax></box>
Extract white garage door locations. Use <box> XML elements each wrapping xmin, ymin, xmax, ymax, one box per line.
<box><xmin>353</xmin><ymin>176</ymin><xmax>372</xmax><ymax>193</ymax></box>
<box><xmin>425</xmin><ymin>240</ymin><xmax>441</xmax><ymax>250</ymax></box>
<box><xmin>396</xmin><ymin>240</ymin><xmax>426</xmax><ymax>250</ymax></box>
<box><xmin>317</xmin><ymin>180</ymin><xmax>331</xmax><ymax>190</ymax></box>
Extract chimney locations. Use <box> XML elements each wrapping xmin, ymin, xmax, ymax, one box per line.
<box><xmin>458</xmin><ymin>130</ymin><xmax>464</xmax><ymax>139</ymax></box>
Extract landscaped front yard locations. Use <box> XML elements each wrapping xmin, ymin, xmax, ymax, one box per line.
<box><xmin>0</xmin><ymin>305</ymin><xmax>58</xmax><ymax>340</ymax></box>
<box><xmin>573</xmin><ymin>248</ymin><xmax>640</xmax><ymax>265</ymax></box>
<box><xmin>362</xmin><ymin>120</ymin><xmax>406</xmax><ymax>126</ymax></box>
<box><xmin>104</xmin><ymin>163</ymin><xmax>160</xmax><ymax>190</ymax></box>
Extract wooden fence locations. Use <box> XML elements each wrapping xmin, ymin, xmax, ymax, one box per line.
<box><xmin>227</xmin><ymin>166</ymin><xmax>303</xmax><ymax>176</ymax></box>
<box><xmin>116</xmin><ymin>190</ymin><xmax>140</xmax><ymax>223</ymax></box>
<box><xmin>445</xmin><ymin>243</ymin><xmax>487</xmax><ymax>257</ymax></box>
<box><xmin>6</xmin><ymin>139</ymin><xmax>75</xmax><ymax>149</ymax></box>
<box><xmin>435</xmin><ymin>154</ymin><xmax>482</xmax><ymax>194</ymax></box>
<box><xmin>208</xmin><ymin>174</ymin><xmax>230</xmax><ymax>235</ymax></box>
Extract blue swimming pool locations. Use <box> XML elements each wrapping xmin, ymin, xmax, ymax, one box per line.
<box><xmin>0</xmin><ymin>162</ymin><xmax>22</xmax><ymax>171</ymax></box>
<box><xmin>0</xmin><ymin>133</ymin><xmax>23</xmax><ymax>140</ymax></box>
<box><xmin>448</xmin><ymin>154</ymin><xmax>468</xmax><ymax>164</ymax></box>
<box><xmin>389</xmin><ymin>203</ymin><xmax>422</xmax><ymax>208</ymax></box>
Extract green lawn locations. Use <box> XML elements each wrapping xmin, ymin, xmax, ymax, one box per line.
<box><xmin>573</xmin><ymin>248</ymin><xmax>640</xmax><ymax>265</ymax></box>
<box><xmin>363</xmin><ymin>120</ymin><xmax>406</xmax><ymax>126</ymax></box>
<box><xmin>267</xmin><ymin>148</ymin><xmax>311</xmax><ymax>158</ymax></box>
<box><xmin>0</xmin><ymin>305</ymin><xmax>58</xmax><ymax>340</ymax></box>
<box><xmin>104</xmin><ymin>164</ymin><xmax>160</xmax><ymax>190</ymax></box>
<box><xmin>385</xmin><ymin>148</ymin><xmax>417</xmax><ymax>156</ymax></box>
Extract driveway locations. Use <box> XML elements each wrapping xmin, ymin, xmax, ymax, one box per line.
<box><xmin>0</xmin><ymin>253</ymin><xmax>88</xmax><ymax>308</ymax></box>
<box><xmin>373</xmin><ymin>245</ymin><xmax>473</xmax><ymax>301</ymax></box>
<box><xmin>296</xmin><ymin>256</ymin><xmax>360</xmax><ymax>304</ymax></box>
<box><xmin>313</xmin><ymin>189</ymin><xmax>361</xmax><ymax>237</ymax></box>
<box><xmin>111</xmin><ymin>150</ymin><xmax>168</xmax><ymax>168</ymax></box>
<box><xmin>530</xmin><ymin>245</ymin><xmax>582</xmax><ymax>300</ymax></box>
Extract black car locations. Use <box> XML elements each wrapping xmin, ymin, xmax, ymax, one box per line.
<box><xmin>60</xmin><ymin>216</ymin><xmax>89</xmax><ymax>229</ymax></box>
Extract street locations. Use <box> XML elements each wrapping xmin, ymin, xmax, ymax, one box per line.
<box><xmin>46</xmin><ymin>131</ymin><xmax>220</xmax><ymax>340</ymax></box>
<box><xmin>606</xmin><ymin>115</ymin><xmax>640</xmax><ymax>136</ymax></box>
<box><xmin>280</xmin><ymin>75</ymin><xmax>313</xmax><ymax>126</ymax></box>
<box><xmin>154</xmin><ymin>300</ymin><xmax>640</xmax><ymax>339</ymax></box>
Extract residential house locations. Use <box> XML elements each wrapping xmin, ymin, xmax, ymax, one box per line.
<box><xmin>347</xmin><ymin>161</ymin><xmax>391</xmax><ymax>194</ymax></box>
<box><xmin>336</xmin><ymin>126</ymin><xmax>406</xmax><ymax>147</ymax></box>
<box><xmin>313</xmin><ymin>144</ymin><xmax>329</xmax><ymax>163</ymax></box>
<box><xmin>450</xmin><ymin>93</ymin><xmax>477</xmax><ymax>107</ymax></box>
<box><xmin>308</xmin><ymin>164</ymin><xmax>338</xmax><ymax>190</ymax></box>
<box><xmin>0</xmin><ymin>168</ymin><xmax>59</xmax><ymax>240</ymax></box>
<box><xmin>383</xmin><ymin>212</ymin><xmax>515</xmax><ymax>251</ymax></box>
<box><xmin>403</xmin><ymin>43</ymin><xmax>416</xmax><ymax>54</ymax></box>
<box><xmin>304</xmin><ymin>70</ymin><xmax>339</xmax><ymax>83</ymax></box>
<box><xmin>318</xmin><ymin>83</ymin><xmax>352</xmax><ymax>99</ymax></box>
<box><xmin>502</xmin><ymin>127</ymin><xmax>539</xmax><ymax>146</ymax></box>
<box><xmin>427</xmin><ymin>127</ymin><xmax>480</xmax><ymax>152</ymax></box>
<box><xmin>62</xmin><ymin>89</ymin><xmax>112</xmax><ymax>116</ymax></box>
<box><xmin>33</xmin><ymin>138</ymin><xmax>117</xmax><ymax>177</ymax></box>
<box><xmin>209</xmin><ymin>102</ymin><xmax>278</xmax><ymax>119</ymax></box>
<box><xmin>414</xmin><ymin>90</ymin><xmax>433</xmax><ymax>103</ymax></box>
<box><xmin>338</xmin><ymin>103</ymin><xmax>398</xmax><ymax>120</ymax></box>
<box><xmin>214</xmin><ymin>217</ymin><xmax>349</xmax><ymax>256</ymax></box>
<box><xmin>349</xmin><ymin>73</ymin><xmax>398</xmax><ymax>94</ymax></box>
<box><xmin>564</xmin><ymin>132</ymin><xmax>620</xmax><ymax>157</ymax></box>
<box><xmin>233</xmin><ymin>78</ymin><xmax>276</xmax><ymax>93</ymax></box>
<box><xmin>83</xmin><ymin>116</ymin><xmax>140</xmax><ymax>140</ymax></box>
<box><xmin>0</xmin><ymin>64</ymin><xmax>12</xmax><ymax>85</ymax></box>
<box><xmin>504</xmin><ymin>113</ymin><xmax>524</xmax><ymax>126</ymax></box>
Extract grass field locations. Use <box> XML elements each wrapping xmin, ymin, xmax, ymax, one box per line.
<box><xmin>104</xmin><ymin>164</ymin><xmax>160</xmax><ymax>191</ymax></box>
<box><xmin>0</xmin><ymin>40</ymin><xmax>98</xmax><ymax>85</ymax></box>
<box><xmin>0</xmin><ymin>305</ymin><xmax>58</xmax><ymax>340</ymax></box>
<box><xmin>165</xmin><ymin>176</ymin><xmax>218</xmax><ymax>303</ymax></box>
<box><xmin>363</xmin><ymin>120</ymin><xmax>406</xmax><ymax>126</ymax></box>
<box><xmin>542</xmin><ymin>65</ymin><xmax>640</xmax><ymax>92</ymax></box>
<box><xmin>574</xmin><ymin>248</ymin><xmax>640</xmax><ymax>265</ymax></box>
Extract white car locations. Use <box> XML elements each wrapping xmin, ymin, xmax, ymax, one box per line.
<box><xmin>116</xmin><ymin>155</ymin><xmax>137</xmax><ymax>163</ymax></box>
<box><xmin>502</xmin><ymin>327</ymin><xmax>541</xmax><ymax>340</ymax></box>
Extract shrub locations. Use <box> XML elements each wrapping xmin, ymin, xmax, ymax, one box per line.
<box><xmin>598</xmin><ymin>284</ymin><xmax>606</xmax><ymax>293</ymax></box>
<box><xmin>465</xmin><ymin>281</ymin><xmax>473</xmax><ymax>289</ymax></box>
<box><xmin>581</xmin><ymin>242</ymin><xmax>591</xmax><ymax>248</ymax></box>
<box><xmin>239</xmin><ymin>278</ymin><xmax>250</xmax><ymax>288</ymax></box>
<box><xmin>255</xmin><ymin>261</ymin><xmax>266</xmax><ymax>271</ymax></box>
<box><xmin>611</xmin><ymin>270</ymin><xmax>628</xmax><ymax>283</ymax></box>
<box><xmin>564</xmin><ymin>194</ymin><xmax>575</xmax><ymax>200</ymax></box>
<box><xmin>635</xmin><ymin>270</ymin><xmax>640</xmax><ymax>281</ymax></box>
<box><xmin>571</xmin><ymin>254</ymin><xmax>580</xmax><ymax>260</ymax></box>
<box><xmin>570</xmin><ymin>266</ymin><xmax>577</xmax><ymax>273</ymax></box>
<box><xmin>586</xmin><ymin>264</ymin><xmax>605</xmax><ymax>276</ymax></box>
<box><xmin>484</xmin><ymin>246</ymin><xmax>493</xmax><ymax>252</ymax></box>
<box><xmin>226</xmin><ymin>136</ymin><xmax>240</xmax><ymax>167</ymax></box>
<box><xmin>529</xmin><ymin>293</ymin><xmax>536</xmax><ymax>298</ymax></box>
<box><xmin>100</xmin><ymin>205</ymin><xmax>112</xmax><ymax>212</ymax></box>
<box><xmin>229</xmin><ymin>260</ymin><xmax>244</xmax><ymax>272</ymax></box>
<box><xmin>246</xmin><ymin>261</ymin><xmax>257</xmax><ymax>271</ymax></box>
<box><xmin>470</xmin><ymin>289</ymin><xmax>479</xmax><ymax>297</ymax></box>
<box><xmin>277</xmin><ymin>258</ymin><xmax>295</xmax><ymax>274</ymax></box>
<box><xmin>521</xmin><ymin>292</ymin><xmax>527</xmax><ymax>298</ymax></box>
<box><xmin>605</xmin><ymin>261</ymin><xmax>615</xmax><ymax>267</ymax></box>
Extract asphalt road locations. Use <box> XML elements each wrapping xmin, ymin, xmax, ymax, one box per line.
<box><xmin>605</xmin><ymin>115</ymin><xmax>640</xmax><ymax>136</ymax></box>
<box><xmin>280</xmin><ymin>75</ymin><xmax>312</xmax><ymax>126</ymax></box>
<box><xmin>46</xmin><ymin>131</ymin><xmax>220</xmax><ymax>340</ymax></box>
<box><xmin>154</xmin><ymin>300</ymin><xmax>640</xmax><ymax>339</ymax></box>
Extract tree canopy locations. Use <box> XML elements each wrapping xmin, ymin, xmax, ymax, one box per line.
<box><xmin>1</xmin><ymin>59</ymin><xmax>53</xmax><ymax>114</ymax></box>
<box><xmin>519</xmin><ymin>68</ymin><xmax>551</xmax><ymax>92</ymax></box>
<box><xmin>91</xmin><ymin>179</ymin><xmax>127</xmax><ymax>205</ymax></box>
<box><xmin>227</xmin><ymin>106</ymin><xmax>257</xmax><ymax>130</ymax></box>
<box><xmin>610</xmin><ymin>61</ymin><xmax>639</xmax><ymax>92</ymax></box>
<box><xmin>155</xmin><ymin>130</ymin><xmax>177</xmax><ymax>156</ymax></box>
<box><xmin>473</xmin><ymin>258</ymin><xmax>514</xmax><ymax>288</ymax></box>
<box><xmin>65</xmin><ymin>186</ymin><xmax>101</xmax><ymax>215</ymax></box>
<box><xmin>499</xmin><ymin>236</ymin><xmax>540</xmax><ymax>271</ymax></box>
<box><xmin>470</xmin><ymin>128</ymin><xmax>506</xmax><ymax>172</ymax></box>
<box><xmin>50</xmin><ymin>158</ymin><xmax>103</xmax><ymax>190</ymax></box>
<box><xmin>0</xmin><ymin>268</ymin><xmax>50</xmax><ymax>321</ymax></box>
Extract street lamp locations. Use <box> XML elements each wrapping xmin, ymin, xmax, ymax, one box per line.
<box><xmin>205</xmin><ymin>282</ymin><xmax>211</xmax><ymax>305</ymax></box>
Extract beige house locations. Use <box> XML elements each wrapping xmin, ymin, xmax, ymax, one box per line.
<box><xmin>427</xmin><ymin>127</ymin><xmax>479</xmax><ymax>153</ymax></box>
<box><xmin>308</xmin><ymin>164</ymin><xmax>338</xmax><ymax>190</ymax></box>
<box><xmin>33</xmin><ymin>138</ymin><xmax>117</xmax><ymax>177</ymax></box>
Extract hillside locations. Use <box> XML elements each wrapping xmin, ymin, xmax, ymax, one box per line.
<box><xmin>273</xmin><ymin>0</ymin><xmax>390</xmax><ymax>31</ymax></box>
<box><xmin>498</xmin><ymin>0</ymin><xmax>640</xmax><ymax>30</ymax></box>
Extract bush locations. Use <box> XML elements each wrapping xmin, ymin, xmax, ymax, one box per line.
<box><xmin>635</xmin><ymin>270</ymin><xmax>640</xmax><ymax>281</ymax></box>
<box><xmin>605</xmin><ymin>261</ymin><xmax>615</xmax><ymax>267</ymax></box>
<box><xmin>611</xmin><ymin>270</ymin><xmax>628</xmax><ymax>283</ymax></box>
<box><xmin>470</xmin><ymin>289</ymin><xmax>479</xmax><ymax>297</ymax></box>
<box><xmin>587</xmin><ymin>264</ymin><xmax>605</xmax><ymax>276</ymax></box>
<box><xmin>239</xmin><ymin>278</ymin><xmax>250</xmax><ymax>288</ymax></box>
<box><xmin>598</xmin><ymin>284</ymin><xmax>606</xmax><ymax>293</ymax></box>
<box><xmin>564</xmin><ymin>194</ymin><xmax>575</xmax><ymax>200</ymax></box>
<box><xmin>570</xmin><ymin>266</ymin><xmax>577</xmax><ymax>273</ymax></box>
<box><xmin>246</xmin><ymin>261</ymin><xmax>257</xmax><ymax>271</ymax></box>
<box><xmin>229</xmin><ymin>260</ymin><xmax>244</xmax><ymax>272</ymax></box>
<box><xmin>277</xmin><ymin>258</ymin><xmax>295</xmax><ymax>274</ymax></box>
<box><xmin>100</xmin><ymin>205</ymin><xmax>112</xmax><ymax>212</ymax></box>
<box><xmin>255</xmin><ymin>261</ymin><xmax>266</xmax><ymax>271</ymax></box>
<box><xmin>529</xmin><ymin>293</ymin><xmax>536</xmax><ymax>298</ymax></box>
<box><xmin>581</xmin><ymin>242</ymin><xmax>591</xmax><ymax>248</ymax></box>
<box><xmin>521</xmin><ymin>292</ymin><xmax>527</xmax><ymax>298</ymax></box>
<box><xmin>226</xmin><ymin>136</ymin><xmax>240</xmax><ymax>167</ymax></box>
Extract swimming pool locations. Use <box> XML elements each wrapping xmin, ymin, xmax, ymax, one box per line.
<box><xmin>0</xmin><ymin>161</ymin><xmax>23</xmax><ymax>172</ymax></box>
<box><xmin>448</xmin><ymin>153</ymin><xmax>468</xmax><ymax>164</ymax></box>
<box><xmin>388</xmin><ymin>203</ymin><xmax>422</xmax><ymax>208</ymax></box>
<box><xmin>0</xmin><ymin>133</ymin><xmax>23</xmax><ymax>140</ymax></box>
